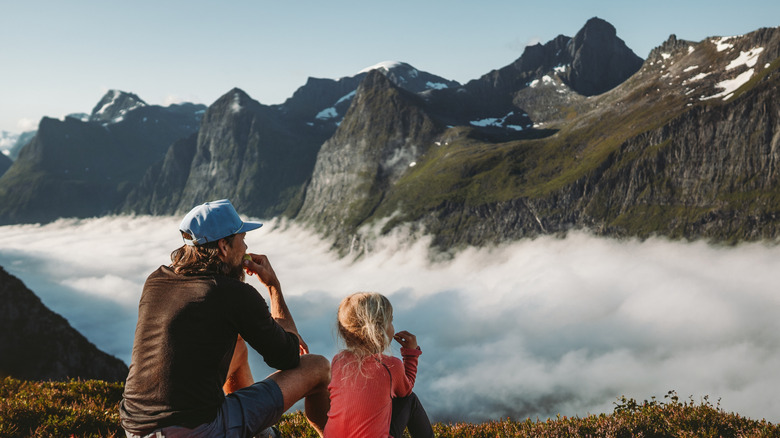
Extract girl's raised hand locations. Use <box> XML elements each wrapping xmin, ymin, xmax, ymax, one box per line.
<box><xmin>393</xmin><ymin>330</ymin><xmax>418</xmax><ymax>350</ymax></box>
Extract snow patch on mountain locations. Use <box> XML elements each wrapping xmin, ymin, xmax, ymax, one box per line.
<box><xmin>529</xmin><ymin>75</ymin><xmax>555</xmax><ymax>88</ymax></box>
<box><xmin>700</xmin><ymin>68</ymin><xmax>755</xmax><ymax>101</ymax></box>
<box><xmin>683</xmin><ymin>72</ymin><xmax>711</xmax><ymax>85</ymax></box>
<box><xmin>231</xmin><ymin>92</ymin><xmax>242</xmax><ymax>113</ymax></box>
<box><xmin>316</xmin><ymin>107</ymin><xmax>338</xmax><ymax>120</ymax></box>
<box><xmin>471</xmin><ymin>112</ymin><xmax>525</xmax><ymax>131</ymax></box>
<box><xmin>726</xmin><ymin>47</ymin><xmax>764</xmax><ymax>70</ymax></box>
<box><xmin>713</xmin><ymin>36</ymin><xmax>738</xmax><ymax>52</ymax></box>
<box><xmin>337</xmin><ymin>91</ymin><xmax>356</xmax><ymax>104</ymax></box>
<box><xmin>425</xmin><ymin>81</ymin><xmax>449</xmax><ymax>90</ymax></box>
<box><xmin>358</xmin><ymin>61</ymin><xmax>403</xmax><ymax>74</ymax></box>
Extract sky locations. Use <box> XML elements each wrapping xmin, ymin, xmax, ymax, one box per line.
<box><xmin>1</xmin><ymin>216</ymin><xmax>780</xmax><ymax>422</ymax></box>
<box><xmin>1</xmin><ymin>0</ymin><xmax>779</xmax><ymax>134</ymax></box>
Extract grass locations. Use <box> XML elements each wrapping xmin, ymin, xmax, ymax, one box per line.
<box><xmin>370</xmin><ymin>78</ymin><xmax>693</xmax><ymax>233</ymax></box>
<box><xmin>2</xmin><ymin>378</ymin><xmax>777</xmax><ymax>438</ymax></box>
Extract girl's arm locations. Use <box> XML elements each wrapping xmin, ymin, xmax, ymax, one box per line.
<box><xmin>390</xmin><ymin>330</ymin><xmax>423</xmax><ymax>397</ymax></box>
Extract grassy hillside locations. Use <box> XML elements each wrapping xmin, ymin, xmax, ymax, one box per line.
<box><xmin>2</xmin><ymin>378</ymin><xmax>777</xmax><ymax>437</ymax></box>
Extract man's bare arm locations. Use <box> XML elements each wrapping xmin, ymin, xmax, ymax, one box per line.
<box><xmin>244</xmin><ymin>254</ymin><xmax>309</xmax><ymax>354</ymax></box>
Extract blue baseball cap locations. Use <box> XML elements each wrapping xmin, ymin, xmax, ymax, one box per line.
<box><xmin>179</xmin><ymin>199</ymin><xmax>263</xmax><ymax>246</ymax></box>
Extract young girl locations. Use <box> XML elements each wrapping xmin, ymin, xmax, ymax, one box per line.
<box><xmin>324</xmin><ymin>292</ymin><xmax>434</xmax><ymax>438</ymax></box>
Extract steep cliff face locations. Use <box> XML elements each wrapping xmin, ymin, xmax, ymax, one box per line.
<box><xmin>0</xmin><ymin>266</ymin><xmax>128</xmax><ymax>382</ymax></box>
<box><xmin>120</xmin><ymin>133</ymin><xmax>198</xmax><ymax>215</ymax></box>
<box><xmin>584</xmin><ymin>69</ymin><xmax>780</xmax><ymax>241</ymax></box>
<box><xmin>123</xmin><ymin>88</ymin><xmax>331</xmax><ymax>218</ymax></box>
<box><xmin>296</xmin><ymin>71</ymin><xmax>444</xmax><ymax>251</ymax></box>
<box><xmin>0</xmin><ymin>153</ymin><xmax>11</xmax><ymax>177</ymax></box>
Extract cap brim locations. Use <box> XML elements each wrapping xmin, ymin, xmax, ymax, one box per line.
<box><xmin>236</xmin><ymin>221</ymin><xmax>263</xmax><ymax>234</ymax></box>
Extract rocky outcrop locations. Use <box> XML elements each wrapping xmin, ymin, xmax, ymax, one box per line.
<box><xmin>296</xmin><ymin>71</ymin><xmax>445</xmax><ymax>250</ymax></box>
<box><xmin>0</xmin><ymin>266</ymin><xmax>128</xmax><ymax>382</ymax></box>
<box><xmin>561</xmin><ymin>17</ymin><xmax>644</xmax><ymax>96</ymax></box>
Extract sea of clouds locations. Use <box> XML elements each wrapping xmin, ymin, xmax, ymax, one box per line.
<box><xmin>1</xmin><ymin>215</ymin><xmax>779</xmax><ymax>423</ymax></box>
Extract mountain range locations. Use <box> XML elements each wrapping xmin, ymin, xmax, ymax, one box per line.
<box><xmin>1</xmin><ymin>17</ymin><xmax>779</xmax><ymax>255</ymax></box>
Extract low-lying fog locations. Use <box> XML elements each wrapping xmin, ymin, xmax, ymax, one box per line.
<box><xmin>1</xmin><ymin>216</ymin><xmax>779</xmax><ymax>423</ymax></box>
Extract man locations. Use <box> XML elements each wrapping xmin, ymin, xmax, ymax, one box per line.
<box><xmin>120</xmin><ymin>199</ymin><xmax>330</xmax><ymax>437</ymax></box>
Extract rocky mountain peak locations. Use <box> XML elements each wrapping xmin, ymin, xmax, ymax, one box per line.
<box><xmin>201</xmin><ymin>88</ymin><xmax>262</xmax><ymax>125</ymax></box>
<box><xmin>89</xmin><ymin>90</ymin><xmax>147</xmax><ymax>124</ymax></box>
<box><xmin>646</xmin><ymin>34</ymin><xmax>695</xmax><ymax>63</ymax></box>
<box><xmin>563</xmin><ymin>16</ymin><xmax>644</xmax><ymax>95</ymax></box>
<box><xmin>576</xmin><ymin>16</ymin><xmax>618</xmax><ymax>41</ymax></box>
<box><xmin>279</xmin><ymin>61</ymin><xmax>459</xmax><ymax>130</ymax></box>
<box><xmin>360</xmin><ymin>60</ymin><xmax>461</xmax><ymax>93</ymax></box>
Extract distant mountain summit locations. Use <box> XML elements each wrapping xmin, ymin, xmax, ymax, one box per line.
<box><xmin>89</xmin><ymin>90</ymin><xmax>147</xmax><ymax>124</ymax></box>
<box><xmin>424</xmin><ymin>16</ymin><xmax>643</xmax><ymax>131</ymax></box>
<box><xmin>358</xmin><ymin>61</ymin><xmax>461</xmax><ymax>93</ymax></box>
<box><xmin>563</xmin><ymin>17</ymin><xmax>644</xmax><ymax>95</ymax></box>
<box><xmin>0</xmin><ymin>91</ymin><xmax>205</xmax><ymax>224</ymax></box>
<box><xmin>278</xmin><ymin>60</ymin><xmax>460</xmax><ymax>128</ymax></box>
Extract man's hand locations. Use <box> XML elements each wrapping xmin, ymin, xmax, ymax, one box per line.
<box><xmin>393</xmin><ymin>330</ymin><xmax>418</xmax><ymax>350</ymax></box>
<box><xmin>299</xmin><ymin>337</ymin><xmax>310</xmax><ymax>355</ymax></box>
<box><xmin>243</xmin><ymin>253</ymin><xmax>280</xmax><ymax>289</ymax></box>
<box><xmin>244</xmin><ymin>253</ymin><xmax>306</xmax><ymax>353</ymax></box>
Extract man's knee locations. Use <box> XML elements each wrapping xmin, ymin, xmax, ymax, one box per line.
<box><xmin>299</xmin><ymin>354</ymin><xmax>330</xmax><ymax>386</ymax></box>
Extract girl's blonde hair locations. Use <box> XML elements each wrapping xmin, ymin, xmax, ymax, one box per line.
<box><xmin>337</xmin><ymin>292</ymin><xmax>393</xmax><ymax>361</ymax></box>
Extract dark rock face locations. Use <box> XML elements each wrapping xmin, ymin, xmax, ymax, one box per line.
<box><xmin>297</xmin><ymin>71</ymin><xmax>444</xmax><ymax>250</ymax></box>
<box><xmin>120</xmin><ymin>133</ymin><xmax>198</xmax><ymax>215</ymax></box>
<box><xmin>122</xmin><ymin>88</ymin><xmax>332</xmax><ymax>218</ymax></box>
<box><xmin>0</xmin><ymin>266</ymin><xmax>128</xmax><ymax>382</ymax></box>
<box><xmin>562</xmin><ymin>17</ymin><xmax>644</xmax><ymax>96</ymax></box>
<box><xmin>0</xmin><ymin>153</ymin><xmax>10</xmax><ymax>177</ymax></box>
<box><xmin>280</xmin><ymin>76</ymin><xmax>364</xmax><ymax>124</ymax></box>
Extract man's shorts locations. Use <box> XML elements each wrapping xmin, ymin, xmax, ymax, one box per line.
<box><xmin>125</xmin><ymin>378</ymin><xmax>285</xmax><ymax>438</ymax></box>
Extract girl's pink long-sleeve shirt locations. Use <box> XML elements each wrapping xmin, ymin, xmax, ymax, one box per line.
<box><xmin>324</xmin><ymin>347</ymin><xmax>422</xmax><ymax>438</ymax></box>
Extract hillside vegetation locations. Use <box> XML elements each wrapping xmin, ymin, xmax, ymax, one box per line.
<box><xmin>2</xmin><ymin>378</ymin><xmax>777</xmax><ymax>437</ymax></box>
